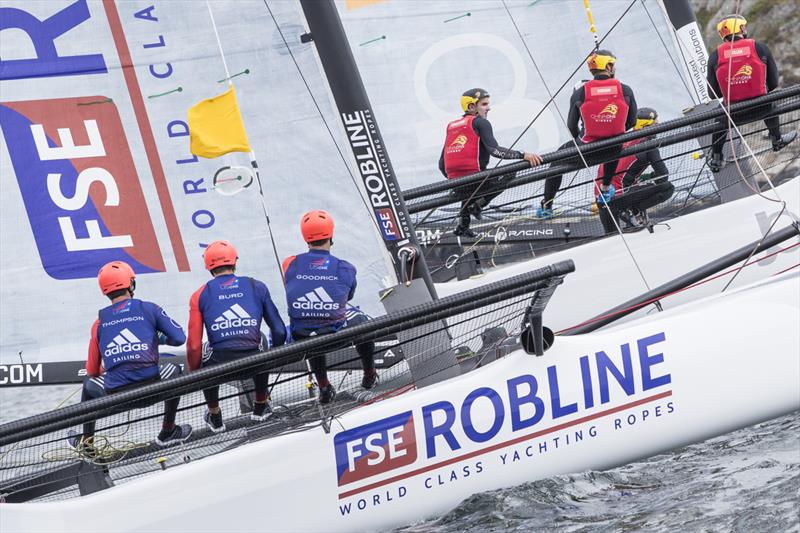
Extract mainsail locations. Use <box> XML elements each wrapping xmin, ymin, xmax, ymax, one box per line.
<box><xmin>0</xmin><ymin>0</ymin><xmax>394</xmax><ymax>365</ymax></box>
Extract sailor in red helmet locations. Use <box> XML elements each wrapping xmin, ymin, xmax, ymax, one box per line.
<box><xmin>72</xmin><ymin>261</ymin><xmax>191</xmax><ymax>451</ymax></box>
<box><xmin>706</xmin><ymin>14</ymin><xmax>796</xmax><ymax>172</ymax></box>
<box><xmin>538</xmin><ymin>50</ymin><xmax>637</xmax><ymax>218</ymax></box>
<box><xmin>187</xmin><ymin>241</ymin><xmax>286</xmax><ymax>432</ymax></box>
<box><xmin>439</xmin><ymin>88</ymin><xmax>543</xmax><ymax>237</ymax></box>
<box><xmin>283</xmin><ymin>210</ymin><xmax>376</xmax><ymax>404</ymax></box>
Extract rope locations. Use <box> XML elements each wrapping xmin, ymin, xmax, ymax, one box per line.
<box><xmin>583</xmin><ymin>0</ymin><xmax>600</xmax><ymax>50</ymax></box>
<box><xmin>262</xmin><ymin>1</ymin><xmax>385</xmax><ymax>241</ymax></box>
<box><xmin>557</xmin><ymin>241</ymin><xmax>800</xmax><ymax>334</ymax></box>
<box><xmin>421</xmin><ymin>0</ymin><xmax>639</xmax><ymax>261</ymax></box>
<box><xmin>501</xmin><ymin>0</ymin><xmax>655</xmax><ymax>293</ymax></box>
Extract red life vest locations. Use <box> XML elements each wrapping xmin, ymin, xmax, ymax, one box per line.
<box><xmin>715</xmin><ymin>39</ymin><xmax>767</xmax><ymax>103</ymax></box>
<box><xmin>443</xmin><ymin>115</ymin><xmax>480</xmax><ymax>179</ymax></box>
<box><xmin>594</xmin><ymin>138</ymin><xmax>645</xmax><ymax>193</ymax></box>
<box><xmin>580</xmin><ymin>78</ymin><xmax>629</xmax><ymax>143</ymax></box>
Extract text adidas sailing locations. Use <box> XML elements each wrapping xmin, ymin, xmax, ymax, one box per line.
<box><xmin>293</xmin><ymin>287</ymin><xmax>341</xmax><ymax>311</ymax></box>
<box><xmin>104</xmin><ymin>328</ymin><xmax>149</xmax><ymax>357</ymax></box>
<box><xmin>211</xmin><ymin>304</ymin><xmax>258</xmax><ymax>331</ymax></box>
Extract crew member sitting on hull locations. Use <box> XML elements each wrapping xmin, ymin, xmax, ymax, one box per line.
<box><xmin>283</xmin><ymin>210</ymin><xmax>376</xmax><ymax>404</ymax></box>
<box><xmin>538</xmin><ymin>50</ymin><xmax>637</xmax><ymax>218</ymax></box>
<box><xmin>71</xmin><ymin>261</ymin><xmax>191</xmax><ymax>451</ymax></box>
<box><xmin>594</xmin><ymin>107</ymin><xmax>675</xmax><ymax>233</ymax></box>
<box><xmin>439</xmin><ymin>88</ymin><xmax>543</xmax><ymax>237</ymax></box>
<box><xmin>707</xmin><ymin>14</ymin><xmax>796</xmax><ymax>172</ymax></box>
<box><xmin>188</xmin><ymin>241</ymin><xmax>287</xmax><ymax>433</ymax></box>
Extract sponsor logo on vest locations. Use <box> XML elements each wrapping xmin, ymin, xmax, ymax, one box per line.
<box><xmin>104</xmin><ymin>328</ymin><xmax>149</xmax><ymax>357</ymax></box>
<box><xmin>293</xmin><ymin>287</ymin><xmax>341</xmax><ymax>311</ymax></box>
<box><xmin>445</xmin><ymin>134</ymin><xmax>468</xmax><ymax>155</ymax></box>
<box><xmin>112</xmin><ymin>300</ymin><xmax>132</xmax><ymax>315</ymax></box>
<box><xmin>220</xmin><ymin>277</ymin><xmax>240</xmax><ymax>290</ymax></box>
<box><xmin>310</xmin><ymin>257</ymin><xmax>330</xmax><ymax>270</ymax></box>
<box><xmin>591</xmin><ymin>103</ymin><xmax>619</xmax><ymax>123</ymax></box>
<box><xmin>211</xmin><ymin>304</ymin><xmax>258</xmax><ymax>331</ymax></box>
<box><xmin>449</xmin><ymin>134</ymin><xmax>467</xmax><ymax>147</ymax></box>
<box><xmin>297</xmin><ymin>274</ymin><xmax>338</xmax><ymax>281</ymax></box>
<box><xmin>728</xmin><ymin>63</ymin><xmax>754</xmax><ymax>85</ymax></box>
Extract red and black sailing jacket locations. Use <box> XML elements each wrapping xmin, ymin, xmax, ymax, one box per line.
<box><xmin>443</xmin><ymin>115</ymin><xmax>480</xmax><ymax>179</ymax></box>
<box><xmin>580</xmin><ymin>78</ymin><xmax>629</xmax><ymax>143</ymax></box>
<box><xmin>715</xmin><ymin>38</ymin><xmax>767</xmax><ymax>103</ymax></box>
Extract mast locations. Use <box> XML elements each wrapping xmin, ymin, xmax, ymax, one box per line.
<box><xmin>299</xmin><ymin>0</ymin><xmax>438</xmax><ymax>299</ymax></box>
<box><xmin>657</xmin><ymin>0</ymin><xmax>711</xmax><ymax>104</ymax></box>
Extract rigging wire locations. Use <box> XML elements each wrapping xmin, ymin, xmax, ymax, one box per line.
<box><xmin>695</xmin><ymin>0</ymin><xmax>798</xmax><ymax>291</ymax></box>
<box><xmin>420</xmin><ymin>0</ymin><xmax>639</xmax><ymax>262</ymax></box>
<box><xmin>501</xmin><ymin>0</ymin><xmax>655</xmax><ymax>292</ymax></box>
<box><xmin>206</xmin><ymin>0</ymin><xmax>285</xmax><ymax>276</ymax></box>
<box><xmin>262</xmin><ymin>0</ymin><xmax>386</xmax><ymax>242</ymax></box>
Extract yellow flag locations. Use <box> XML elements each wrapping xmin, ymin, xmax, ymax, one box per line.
<box><xmin>188</xmin><ymin>86</ymin><xmax>251</xmax><ymax>158</ymax></box>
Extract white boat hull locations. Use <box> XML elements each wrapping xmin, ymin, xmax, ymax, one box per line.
<box><xmin>439</xmin><ymin>178</ymin><xmax>800</xmax><ymax>332</ymax></box>
<box><xmin>3</xmin><ymin>272</ymin><xmax>798</xmax><ymax>532</ymax></box>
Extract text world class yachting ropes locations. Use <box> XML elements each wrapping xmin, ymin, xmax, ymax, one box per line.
<box><xmin>333</xmin><ymin>332</ymin><xmax>675</xmax><ymax>516</ymax></box>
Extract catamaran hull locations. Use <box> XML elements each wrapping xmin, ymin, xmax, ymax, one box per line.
<box><xmin>439</xmin><ymin>178</ymin><xmax>800</xmax><ymax>331</ymax></box>
<box><xmin>2</xmin><ymin>273</ymin><xmax>798</xmax><ymax>532</ymax></box>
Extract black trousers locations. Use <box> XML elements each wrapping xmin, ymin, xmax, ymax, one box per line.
<box><xmin>201</xmin><ymin>348</ymin><xmax>269</xmax><ymax>407</ymax></box>
<box><xmin>598</xmin><ymin>179</ymin><xmax>675</xmax><ymax>233</ymax></box>
<box><xmin>80</xmin><ymin>362</ymin><xmax>182</xmax><ymax>439</ymax></box>
<box><xmin>450</xmin><ymin>174</ymin><xmax>512</xmax><ymax>230</ymax></box>
<box><xmin>542</xmin><ymin>140</ymin><xmax>622</xmax><ymax>208</ymax></box>
<box><xmin>293</xmin><ymin>312</ymin><xmax>375</xmax><ymax>384</ymax></box>
<box><xmin>711</xmin><ymin>102</ymin><xmax>782</xmax><ymax>156</ymax></box>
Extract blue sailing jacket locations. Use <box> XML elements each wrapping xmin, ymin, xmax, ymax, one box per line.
<box><xmin>94</xmin><ymin>299</ymin><xmax>185</xmax><ymax>390</ymax></box>
<box><xmin>283</xmin><ymin>250</ymin><xmax>356</xmax><ymax>332</ymax></box>
<box><xmin>192</xmin><ymin>275</ymin><xmax>287</xmax><ymax>355</ymax></box>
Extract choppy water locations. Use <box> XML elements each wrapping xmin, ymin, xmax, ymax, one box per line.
<box><xmin>397</xmin><ymin>412</ymin><xmax>800</xmax><ymax>533</ymax></box>
<box><xmin>2</xmin><ymin>387</ymin><xmax>798</xmax><ymax>532</ymax></box>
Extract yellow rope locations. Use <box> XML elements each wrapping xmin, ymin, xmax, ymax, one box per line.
<box><xmin>583</xmin><ymin>0</ymin><xmax>600</xmax><ymax>49</ymax></box>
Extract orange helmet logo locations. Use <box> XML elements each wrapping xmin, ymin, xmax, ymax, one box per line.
<box><xmin>450</xmin><ymin>134</ymin><xmax>468</xmax><ymax>147</ymax></box>
<box><xmin>734</xmin><ymin>64</ymin><xmax>753</xmax><ymax>77</ymax></box>
<box><xmin>599</xmin><ymin>104</ymin><xmax>618</xmax><ymax>116</ymax></box>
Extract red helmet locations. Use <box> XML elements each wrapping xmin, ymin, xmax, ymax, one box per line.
<box><xmin>204</xmin><ymin>240</ymin><xmax>238</xmax><ymax>270</ymax></box>
<box><xmin>300</xmin><ymin>210</ymin><xmax>334</xmax><ymax>243</ymax></box>
<box><xmin>98</xmin><ymin>261</ymin><xmax>135</xmax><ymax>295</ymax></box>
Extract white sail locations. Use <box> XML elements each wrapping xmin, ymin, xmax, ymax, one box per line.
<box><xmin>0</xmin><ymin>0</ymin><xmax>393</xmax><ymax>365</ymax></box>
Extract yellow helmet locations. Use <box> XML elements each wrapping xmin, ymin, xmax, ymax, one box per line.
<box><xmin>634</xmin><ymin>107</ymin><xmax>658</xmax><ymax>130</ymax></box>
<box><xmin>460</xmin><ymin>88</ymin><xmax>490</xmax><ymax>112</ymax></box>
<box><xmin>717</xmin><ymin>15</ymin><xmax>747</xmax><ymax>39</ymax></box>
<box><xmin>587</xmin><ymin>50</ymin><xmax>616</xmax><ymax>72</ymax></box>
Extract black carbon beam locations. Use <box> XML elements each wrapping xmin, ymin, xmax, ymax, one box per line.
<box><xmin>299</xmin><ymin>0</ymin><xmax>438</xmax><ymax>299</ymax></box>
<box><xmin>562</xmin><ymin>223</ymin><xmax>800</xmax><ymax>335</ymax></box>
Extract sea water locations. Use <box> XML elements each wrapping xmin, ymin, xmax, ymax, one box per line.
<box><xmin>2</xmin><ymin>387</ymin><xmax>797</xmax><ymax>531</ymax></box>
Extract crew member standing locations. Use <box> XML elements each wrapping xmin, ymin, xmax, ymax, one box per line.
<box><xmin>75</xmin><ymin>261</ymin><xmax>191</xmax><ymax>450</ymax></box>
<box><xmin>707</xmin><ymin>14</ymin><xmax>796</xmax><ymax>172</ymax></box>
<box><xmin>538</xmin><ymin>50</ymin><xmax>637</xmax><ymax>217</ymax></box>
<box><xmin>283</xmin><ymin>210</ymin><xmax>376</xmax><ymax>404</ymax></box>
<box><xmin>594</xmin><ymin>107</ymin><xmax>674</xmax><ymax>232</ymax></box>
<box><xmin>439</xmin><ymin>88</ymin><xmax>542</xmax><ymax>237</ymax></box>
<box><xmin>188</xmin><ymin>241</ymin><xmax>287</xmax><ymax>432</ymax></box>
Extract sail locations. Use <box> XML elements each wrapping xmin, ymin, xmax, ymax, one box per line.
<box><xmin>0</xmin><ymin>0</ymin><xmax>393</xmax><ymax>365</ymax></box>
<box><xmin>336</xmin><ymin>0</ymin><xmax>698</xmax><ymax>190</ymax></box>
